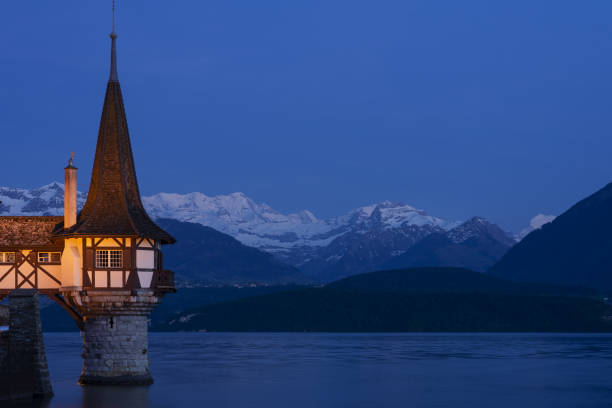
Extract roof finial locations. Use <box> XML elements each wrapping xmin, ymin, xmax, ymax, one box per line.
<box><xmin>67</xmin><ymin>152</ymin><xmax>75</xmax><ymax>168</ymax></box>
<box><xmin>109</xmin><ymin>0</ymin><xmax>118</xmax><ymax>82</ymax></box>
<box><xmin>112</xmin><ymin>0</ymin><xmax>116</xmax><ymax>34</ymax></box>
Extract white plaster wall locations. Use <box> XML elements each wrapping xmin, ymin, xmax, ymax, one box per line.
<box><xmin>38</xmin><ymin>265</ymin><xmax>61</xmax><ymax>289</ymax></box>
<box><xmin>19</xmin><ymin>262</ymin><xmax>34</xmax><ymax>275</ymax></box>
<box><xmin>94</xmin><ymin>271</ymin><xmax>108</xmax><ymax>288</ymax></box>
<box><xmin>136</xmin><ymin>250</ymin><xmax>154</xmax><ymax>269</ymax></box>
<box><xmin>0</xmin><ymin>271</ymin><xmax>15</xmax><ymax>289</ymax></box>
<box><xmin>38</xmin><ymin>275</ymin><xmax>60</xmax><ymax>289</ymax></box>
<box><xmin>110</xmin><ymin>271</ymin><xmax>123</xmax><ymax>288</ymax></box>
<box><xmin>137</xmin><ymin>271</ymin><xmax>153</xmax><ymax>288</ymax></box>
<box><xmin>61</xmin><ymin>238</ymin><xmax>83</xmax><ymax>288</ymax></box>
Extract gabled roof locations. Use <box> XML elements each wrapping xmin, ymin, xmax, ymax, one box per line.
<box><xmin>59</xmin><ymin>33</ymin><xmax>175</xmax><ymax>244</ymax></box>
<box><xmin>0</xmin><ymin>217</ymin><xmax>63</xmax><ymax>248</ymax></box>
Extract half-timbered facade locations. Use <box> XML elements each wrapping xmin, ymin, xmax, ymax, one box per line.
<box><xmin>79</xmin><ymin>237</ymin><xmax>164</xmax><ymax>290</ymax></box>
<box><xmin>0</xmin><ymin>217</ymin><xmax>63</xmax><ymax>291</ymax></box>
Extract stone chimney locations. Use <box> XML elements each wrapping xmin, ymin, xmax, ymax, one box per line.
<box><xmin>64</xmin><ymin>153</ymin><xmax>77</xmax><ymax>229</ymax></box>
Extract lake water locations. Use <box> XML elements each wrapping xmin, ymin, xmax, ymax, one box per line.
<box><xmin>22</xmin><ymin>332</ymin><xmax>612</xmax><ymax>407</ymax></box>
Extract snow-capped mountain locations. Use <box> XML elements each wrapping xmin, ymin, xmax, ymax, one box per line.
<box><xmin>142</xmin><ymin>193</ymin><xmax>461</xmax><ymax>257</ymax></box>
<box><xmin>0</xmin><ymin>182</ymin><xmax>86</xmax><ymax>216</ymax></box>
<box><xmin>0</xmin><ymin>183</ymin><xmax>459</xmax><ymax>253</ymax></box>
<box><xmin>0</xmin><ymin>183</ymin><xmax>515</xmax><ymax>281</ymax></box>
<box><xmin>516</xmin><ymin>214</ymin><xmax>556</xmax><ymax>241</ymax></box>
<box><xmin>141</xmin><ymin>191</ymin><xmax>516</xmax><ymax>281</ymax></box>
<box><xmin>142</xmin><ymin>191</ymin><xmax>334</xmax><ymax>252</ymax></box>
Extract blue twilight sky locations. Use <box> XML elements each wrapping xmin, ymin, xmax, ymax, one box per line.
<box><xmin>1</xmin><ymin>1</ymin><xmax>611</xmax><ymax>231</ymax></box>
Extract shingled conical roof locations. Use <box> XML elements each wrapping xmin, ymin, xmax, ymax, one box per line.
<box><xmin>61</xmin><ymin>33</ymin><xmax>175</xmax><ymax>244</ymax></box>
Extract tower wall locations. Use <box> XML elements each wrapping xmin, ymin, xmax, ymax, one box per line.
<box><xmin>68</xmin><ymin>289</ymin><xmax>163</xmax><ymax>385</ymax></box>
<box><xmin>80</xmin><ymin>314</ymin><xmax>152</xmax><ymax>385</ymax></box>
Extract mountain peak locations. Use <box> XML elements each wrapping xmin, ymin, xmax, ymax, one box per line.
<box><xmin>376</xmin><ymin>200</ymin><xmax>407</xmax><ymax>209</ymax></box>
<box><xmin>343</xmin><ymin>201</ymin><xmax>451</xmax><ymax>230</ymax></box>
<box><xmin>516</xmin><ymin>214</ymin><xmax>556</xmax><ymax>241</ymax></box>
<box><xmin>38</xmin><ymin>181</ymin><xmax>64</xmax><ymax>190</ymax></box>
<box><xmin>466</xmin><ymin>216</ymin><xmax>487</xmax><ymax>224</ymax></box>
<box><xmin>447</xmin><ymin>216</ymin><xmax>514</xmax><ymax>246</ymax></box>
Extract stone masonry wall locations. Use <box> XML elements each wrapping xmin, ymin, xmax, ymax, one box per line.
<box><xmin>0</xmin><ymin>331</ymin><xmax>7</xmax><ymax>385</ymax></box>
<box><xmin>0</xmin><ymin>305</ymin><xmax>8</xmax><ymax>326</ymax></box>
<box><xmin>80</xmin><ymin>314</ymin><xmax>152</xmax><ymax>385</ymax></box>
<box><xmin>0</xmin><ymin>290</ymin><xmax>53</xmax><ymax>401</ymax></box>
<box><xmin>0</xmin><ymin>305</ymin><xmax>8</xmax><ymax>393</ymax></box>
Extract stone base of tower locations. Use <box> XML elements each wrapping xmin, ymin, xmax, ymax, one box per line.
<box><xmin>61</xmin><ymin>288</ymin><xmax>170</xmax><ymax>386</ymax></box>
<box><xmin>79</xmin><ymin>314</ymin><xmax>153</xmax><ymax>385</ymax></box>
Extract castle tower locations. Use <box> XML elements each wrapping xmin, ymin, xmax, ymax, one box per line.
<box><xmin>56</xmin><ymin>29</ymin><xmax>176</xmax><ymax>385</ymax></box>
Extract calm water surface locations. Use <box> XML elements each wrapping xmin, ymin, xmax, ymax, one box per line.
<box><xmin>32</xmin><ymin>332</ymin><xmax>612</xmax><ymax>408</ymax></box>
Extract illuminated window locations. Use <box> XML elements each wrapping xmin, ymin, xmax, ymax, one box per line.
<box><xmin>109</xmin><ymin>251</ymin><xmax>122</xmax><ymax>268</ymax></box>
<box><xmin>95</xmin><ymin>250</ymin><xmax>106</xmax><ymax>268</ymax></box>
<box><xmin>38</xmin><ymin>252</ymin><xmax>61</xmax><ymax>264</ymax></box>
<box><xmin>95</xmin><ymin>250</ymin><xmax>123</xmax><ymax>268</ymax></box>
<box><xmin>0</xmin><ymin>252</ymin><xmax>14</xmax><ymax>264</ymax></box>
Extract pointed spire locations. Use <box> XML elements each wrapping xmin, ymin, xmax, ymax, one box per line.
<box><xmin>109</xmin><ymin>32</ymin><xmax>118</xmax><ymax>82</ymax></box>
<box><xmin>56</xmin><ymin>28</ymin><xmax>175</xmax><ymax>244</ymax></box>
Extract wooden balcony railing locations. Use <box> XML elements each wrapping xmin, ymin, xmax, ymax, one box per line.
<box><xmin>156</xmin><ymin>269</ymin><xmax>175</xmax><ymax>291</ymax></box>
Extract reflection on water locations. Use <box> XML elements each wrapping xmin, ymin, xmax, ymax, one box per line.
<box><xmin>6</xmin><ymin>397</ymin><xmax>51</xmax><ymax>408</ymax></box>
<box><xmin>42</xmin><ymin>332</ymin><xmax>612</xmax><ymax>408</ymax></box>
<box><xmin>81</xmin><ymin>386</ymin><xmax>150</xmax><ymax>408</ymax></box>
<box><xmin>4</xmin><ymin>385</ymin><xmax>150</xmax><ymax>408</ymax></box>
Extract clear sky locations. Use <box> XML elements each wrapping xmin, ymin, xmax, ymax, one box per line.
<box><xmin>1</xmin><ymin>1</ymin><xmax>611</xmax><ymax>231</ymax></box>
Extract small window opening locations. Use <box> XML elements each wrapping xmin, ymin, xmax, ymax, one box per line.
<box><xmin>95</xmin><ymin>250</ymin><xmax>123</xmax><ymax>268</ymax></box>
<box><xmin>0</xmin><ymin>253</ymin><xmax>15</xmax><ymax>264</ymax></box>
<box><xmin>38</xmin><ymin>252</ymin><xmax>61</xmax><ymax>264</ymax></box>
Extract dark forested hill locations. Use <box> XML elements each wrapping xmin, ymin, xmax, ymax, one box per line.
<box><xmin>42</xmin><ymin>285</ymin><xmax>306</xmax><ymax>331</ymax></box>
<box><xmin>155</xmin><ymin>268</ymin><xmax>610</xmax><ymax>332</ymax></box>
<box><xmin>156</xmin><ymin>289</ymin><xmax>612</xmax><ymax>333</ymax></box>
<box><xmin>489</xmin><ymin>182</ymin><xmax>612</xmax><ymax>291</ymax></box>
<box><xmin>328</xmin><ymin>267</ymin><xmax>597</xmax><ymax>296</ymax></box>
<box><xmin>43</xmin><ymin>267</ymin><xmax>610</xmax><ymax>333</ymax></box>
